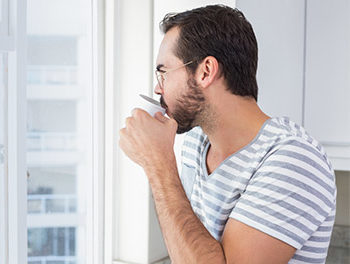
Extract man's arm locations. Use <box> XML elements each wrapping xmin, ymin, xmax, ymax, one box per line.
<box><xmin>145</xmin><ymin>156</ymin><xmax>226</xmax><ymax>264</ymax></box>
<box><xmin>145</xmin><ymin>156</ymin><xmax>296</xmax><ymax>264</ymax></box>
<box><xmin>222</xmin><ymin>219</ymin><xmax>296</xmax><ymax>264</ymax></box>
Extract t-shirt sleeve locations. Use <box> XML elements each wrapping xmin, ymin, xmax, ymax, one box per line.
<box><xmin>229</xmin><ymin>140</ymin><xmax>336</xmax><ymax>249</ymax></box>
<box><xmin>180</xmin><ymin>128</ymin><xmax>203</xmax><ymax>200</ymax></box>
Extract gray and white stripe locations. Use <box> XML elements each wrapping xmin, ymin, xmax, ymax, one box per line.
<box><xmin>180</xmin><ymin>116</ymin><xmax>336</xmax><ymax>264</ymax></box>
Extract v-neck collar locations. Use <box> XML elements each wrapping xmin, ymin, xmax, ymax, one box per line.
<box><xmin>200</xmin><ymin>117</ymin><xmax>274</xmax><ymax>178</ymax></box>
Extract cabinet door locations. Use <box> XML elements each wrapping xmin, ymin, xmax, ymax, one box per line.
<box><xmin>304</xmin><ymin>0</ymin><xmax>350</xmax><ymax>144</ymax></box>
<box><xmin>236</xmin><ymin>0</ymin><xmax>305</xmax><ymax>124</ymax></box>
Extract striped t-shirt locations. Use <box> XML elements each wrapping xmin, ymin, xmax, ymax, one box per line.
<box><xmin>180</xmin><ymin>116</ymin><xmax>337</xmax><ymax>264</ymax></box>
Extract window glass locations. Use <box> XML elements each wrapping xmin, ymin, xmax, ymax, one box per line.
<box><xmin>27</xmin><ymin>1</ymin><xmax>93</xmax><ymax>263</ymax></box>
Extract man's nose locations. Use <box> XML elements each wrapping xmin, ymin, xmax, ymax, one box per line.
<box><xmin>154</xmin><ymin>83</ymin><xmax>163</xmax><ymax>95</ymax></box>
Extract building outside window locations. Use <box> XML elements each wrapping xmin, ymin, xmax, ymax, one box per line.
<box><xmin>26</xmin><ymin>0</ymin><xmax>94</xmax><ymax>263</ymax></box>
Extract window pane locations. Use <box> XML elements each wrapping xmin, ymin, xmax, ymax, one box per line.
<box><xmin>28</xmin><ymin>227</ymin><xmax>77</xmax><ymax>264</ymax></box>
<box><xmin>27</xmin><ymin>167</ymin><xmax>77</xmax><ymax>214</ymax></box>
<box><xmin>27</xmin><ymin>0</ymin><xmax>93</xmax><ymax>263</ymax></box>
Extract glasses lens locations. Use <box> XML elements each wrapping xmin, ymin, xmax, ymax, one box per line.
<box><xmin>156</xmin><ymin>72</ymin><xmax>163</xmax><ymax>89</ymax></box>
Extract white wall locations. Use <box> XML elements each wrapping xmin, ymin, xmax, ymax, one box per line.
<box><xmin>111</xmin><ymin>0</ymin><xmax>154</xmax><ymax>263</ymax></box>
<box><xmin>236</xmin><ymin>0</ymin><xmax>305</xmax><ymax>125</ymax></box>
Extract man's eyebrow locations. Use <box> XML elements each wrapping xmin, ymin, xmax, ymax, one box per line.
<box><xmin>156</xmin><ymin>64</ymin><xmax>165</xmax><ymax>72</ymax></box>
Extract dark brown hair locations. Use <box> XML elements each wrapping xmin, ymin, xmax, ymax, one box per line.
<box><xmin>160</xmin><ymin>5</ymin><xmax>258</xmax><ymax>101</ymax></box>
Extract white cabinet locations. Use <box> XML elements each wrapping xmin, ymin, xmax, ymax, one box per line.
<box><xmin>304</xmin><ymin>0</ymin><xmax>350</xmax><ymax>170</ymax></box>
<box><xmin>305</xmin><ymin>0</ymin><xmax>350</xmax><ymax>144</ymax></box>
<box><xmin>236</xmin><ymin>0</ymin><xmax>305</xmax><ymax>125</ymax></box>
<box><xmin>237</xmin><ymin>0</ymin><xmax>350</xmax><ymax>171</ymax></box>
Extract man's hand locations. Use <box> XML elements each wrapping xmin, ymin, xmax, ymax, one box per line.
<box><xmin>119</xmin><ymin>108</ymin><xmax>178</xmax><ymax>172</ymax></box>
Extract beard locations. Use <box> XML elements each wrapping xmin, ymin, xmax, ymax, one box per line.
<box><xmin>160</xmin><ymin>77</ymin><xmax>207</xmax><ymax>134</ymax></box>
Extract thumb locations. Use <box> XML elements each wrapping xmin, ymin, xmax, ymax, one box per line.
<box><xmin>154</xmin><ymin>111</ymin><xmax>168</xmax><ymax>123</ymax></box>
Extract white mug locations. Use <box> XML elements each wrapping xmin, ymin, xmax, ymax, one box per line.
<box><xmin>137</xmin><ymin>94</ymin><xmax>166</xmax><ymax>117</ymax></box>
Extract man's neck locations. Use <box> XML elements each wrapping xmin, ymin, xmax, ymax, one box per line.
<box><xmin>200</xmin><ymin>92</ymin><xmax>270</xmax><ymax>160</ymax></box>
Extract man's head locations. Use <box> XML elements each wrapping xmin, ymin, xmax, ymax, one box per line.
<box><xmin>155</xmin><ymin>5</ymin><xmax>258</xmax><ymax>134</ymax></box>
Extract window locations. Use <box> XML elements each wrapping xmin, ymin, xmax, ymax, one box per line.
<box><xmin>27</xmin><ymin>36</ymin><xmax>78</xmax><ymax>85</ymax></box>
<box><xmin>1</xmin><ymin>0</ymin><xmax>104</xmax><ymax>262</ymax></box>
<box><xmin>28</xmin><ymin>227</ymin><xmax>76</xmax><ymax>261</ymax></box>
<box><xmin>26</xmin><ymin>0</ymin><xmax>97</xmax><ymax>263</ymax></box>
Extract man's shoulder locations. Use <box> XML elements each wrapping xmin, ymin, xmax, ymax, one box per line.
<box><xmin>256</xmin><ymin>125</ymin><xmax>336</xmax><ymax>201</ymax></box>
<box><xmin>267</xmin><ymin>117</ymin><xmax>332</xmax><ymax>169</ymax></box>
<box><xmin>264</xmin><ymin>117</ymin><xmax>329</xmax><ymax>157</ymax></box>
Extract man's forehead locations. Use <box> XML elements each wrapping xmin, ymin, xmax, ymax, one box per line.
<box><xmin>156</xmin><ymin>27</ymin><xmax>181</xmax><ymax>68</ymax></box>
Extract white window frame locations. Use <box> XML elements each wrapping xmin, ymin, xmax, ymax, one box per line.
<box><xmin>104</xmin><ymin>0</ymin><xmax>117</xmax><ymax>262</ymax></box>
<box><xmin>90</xmin><ymin>0</ymin><xmax>105</xmax><ymax>263</ymax></box>
<box><xmin>6</xmin><ymin>0</ymin><xmax>27</xmax><ymax>263</ymax></box>
<box><xmin>104</xmin><ymin>0</ymin><xmax>158</xmax><ymax>263</ymax></box>
<box><xmin>106</xmin><ymin>0</ymin><xmax>169</xmax><ymax>263</ymax></box>
<box><xmin>1</xmin><ymin>0</ymin><xmax>106</xmax><ymax>263</ymax></box>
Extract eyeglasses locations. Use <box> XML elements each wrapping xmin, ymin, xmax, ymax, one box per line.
<box><xmin>155</xmin><ymin>61</ymin><xmax>194</xmax><ymax>89</ymax></box>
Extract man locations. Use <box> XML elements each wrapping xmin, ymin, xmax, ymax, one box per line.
<box><xmin>119</xmin><ymin>5</ymin><xmax>336</xmax><ymax>264</ymax></box>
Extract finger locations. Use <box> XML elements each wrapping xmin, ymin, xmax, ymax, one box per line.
<box><xmin>117</xmin><ymin>128</ymin><xmax>123</xmax><ymax>141</ymax></box>
<box><xmin>166</xmin><ymin>117</ymin><xmax>178</xmax><ymax>130</ymax></box>
<box><xmin>154</xmin><ymin>111</ymin><xmax>168</xmax><ymax>122</ymax></box>
<box><xmin>119</xmin><ymin>127</ymin><xmax>126</xmax><ymax>136</ymax></box>
<box><xmin>118</xmin><ymin>128</ymin><xmax>126</xmax><ymax>149</ymax></box>
<box><xmin>125</xmin><ymin>117</ymin><xmax>133</xmax><ymax>129</ymax></box>
<box><xmin>132</xmin><ymin>108</ymin><xmax>149</xmax><ymax>118</ymax></box>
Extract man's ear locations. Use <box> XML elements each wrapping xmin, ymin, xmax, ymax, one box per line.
<box><xmin>195</xmin><ymin>56</ymin><xmax>219</xmax><ymax>89</ymax></box>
